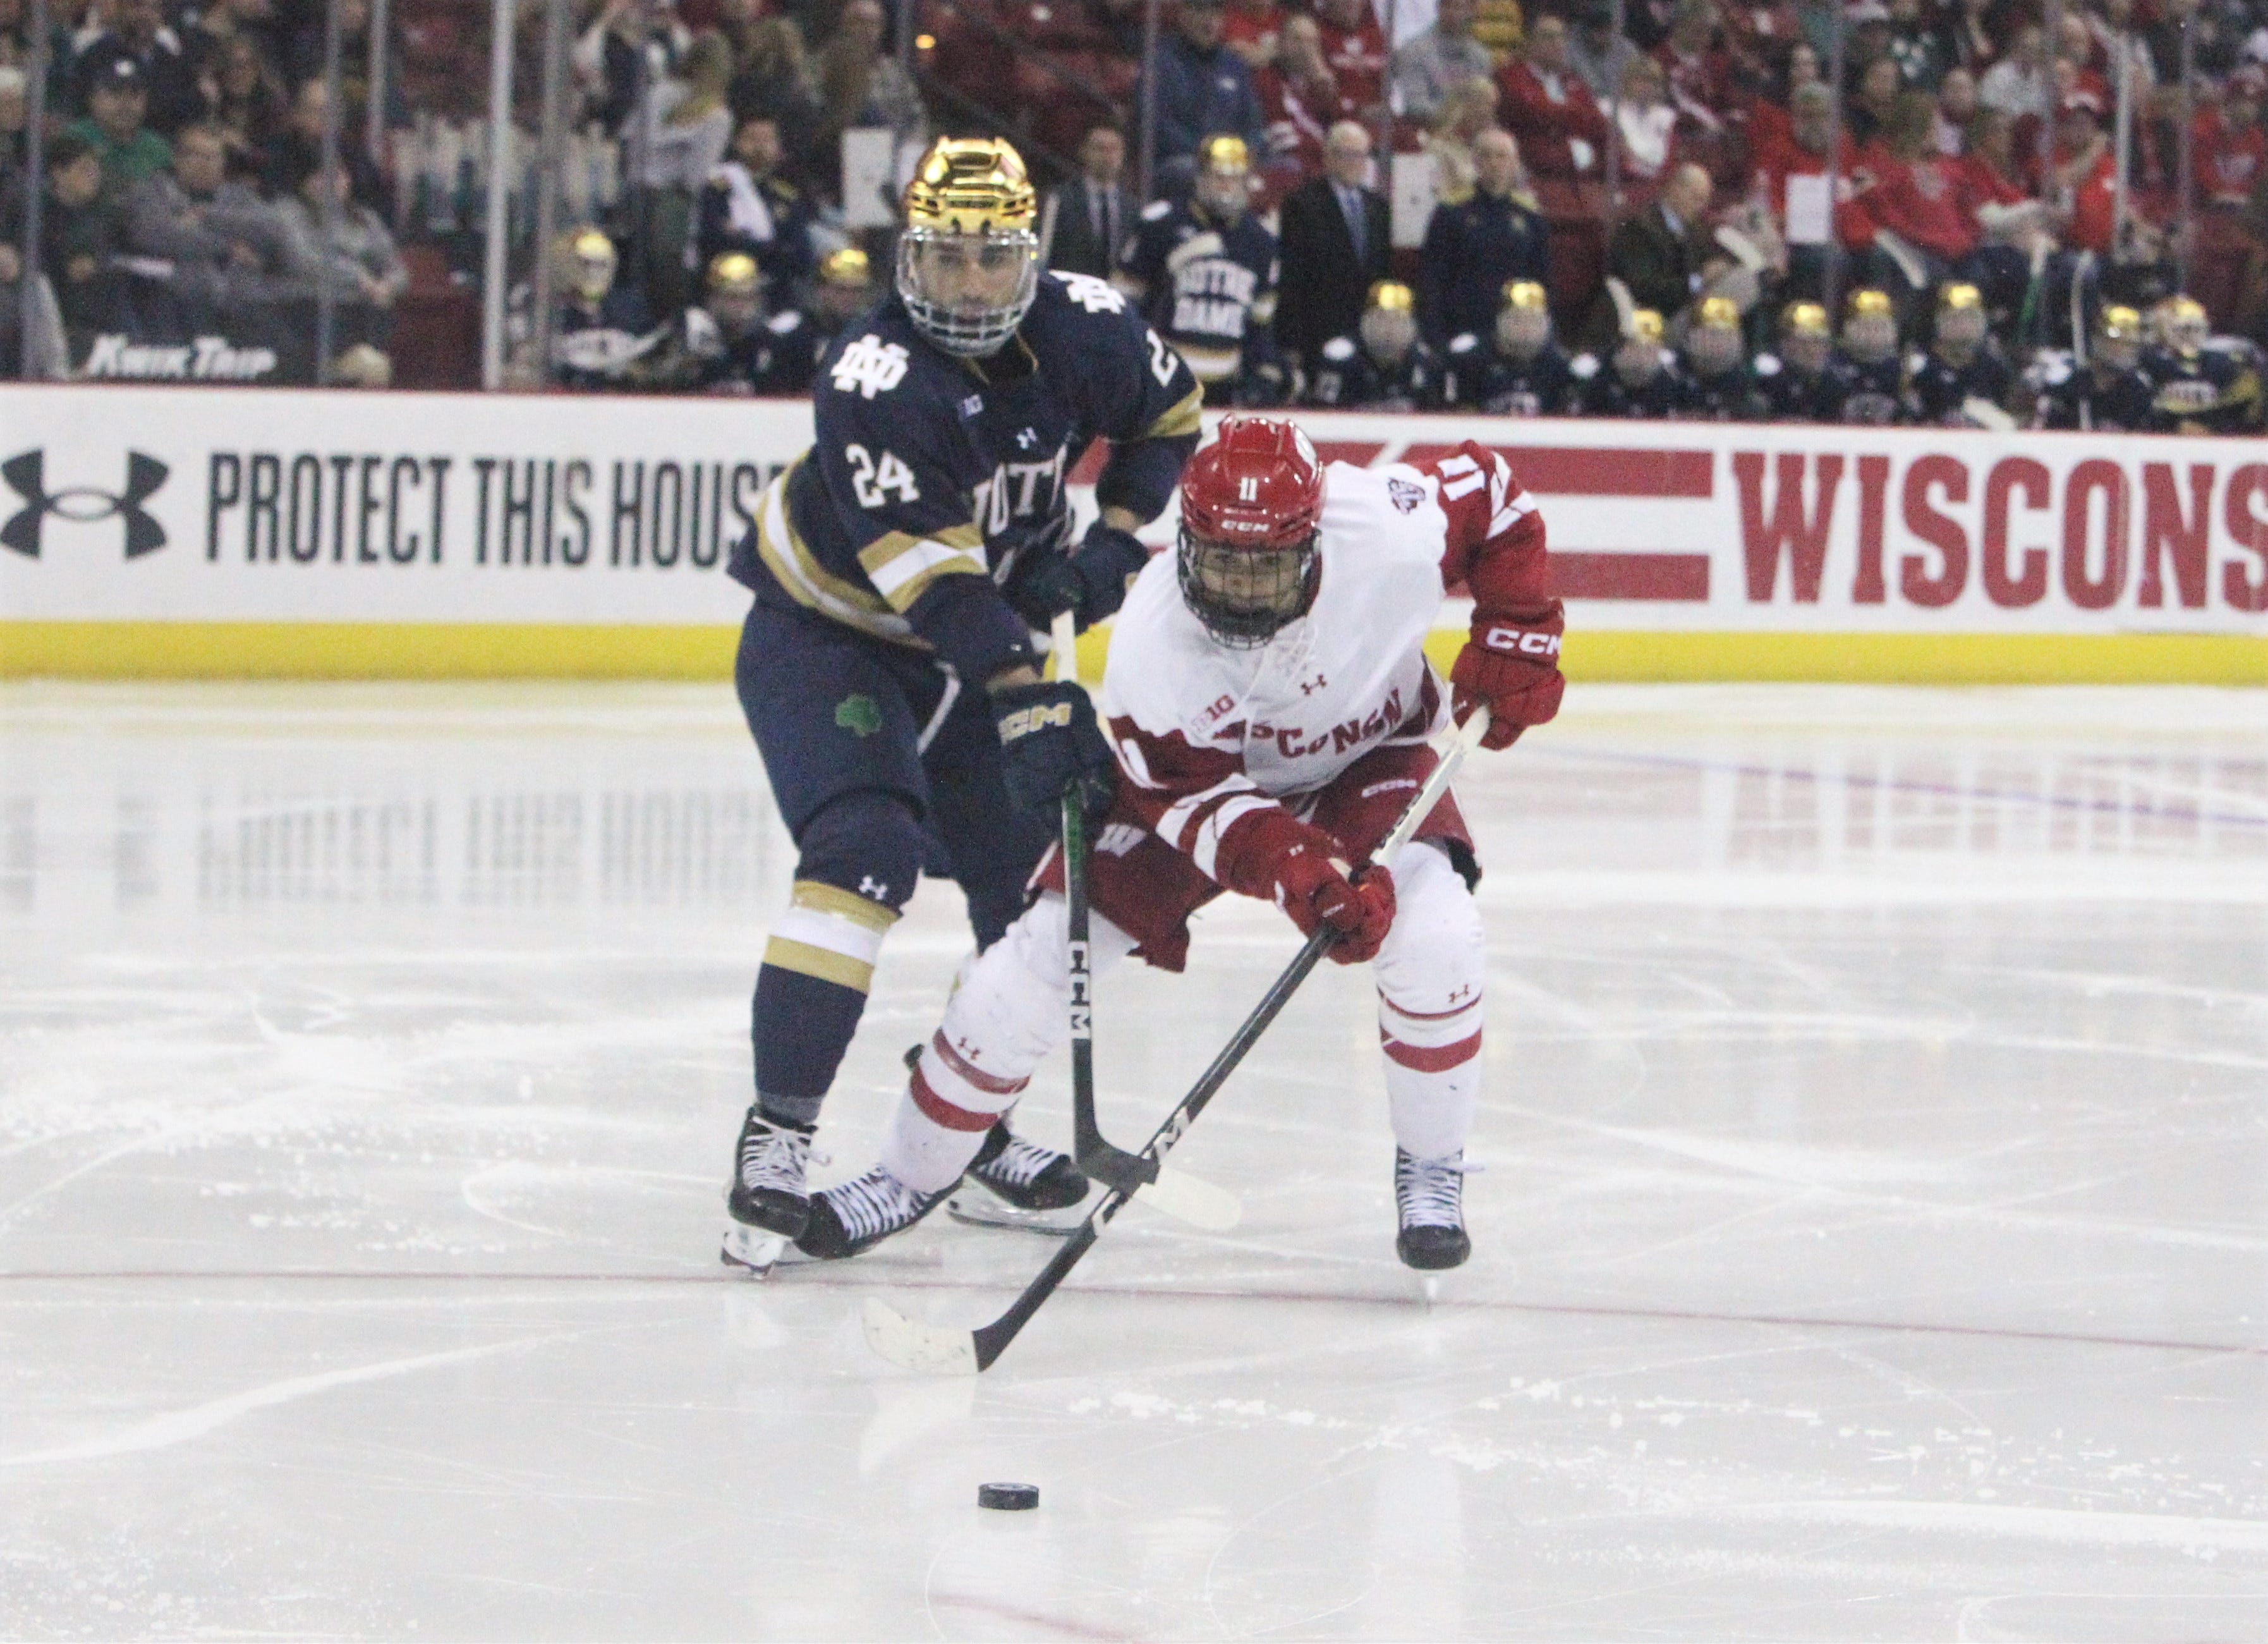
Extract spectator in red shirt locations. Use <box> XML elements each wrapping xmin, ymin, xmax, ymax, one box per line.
<box><xmin>1254</xmin><ymin>12</ymin><xmax>1358</xmax><ymax>191</ymax></box>
<box><xmin>1497</xmin><ymin>11</ymin><xmax>1610</xmax><ymax>179</ymax></box>
<box><xmin>1956</xmin><ymin>104</ymin><xmax>2055</xmax><ymax>332</ymax></box>
<box><xmin>1847</xmin><ymin>90</ymin><xmax>1981</xmax><ymax>275</ymax></box>
<box><xmin>1314</xmin><ymin>0</ymin><xmax>1388</xmax><ymax>118</ymax></box>
<box><xmin>1750</xmin><ymin>82</ymin><xmax>1865</xmax><ymax>299</ymax></box>
<box><xmin>2052</xmin><ymin>88</ymin><xmax>2116</xmax><ymax>255</ymax></box>
<box><xmin>1223</xmin><ymin>0</ymin><xmax>1285</xmax><ymax>70</ymax></box>
<box><xmin>2196</xmin><ymin>73</ymin><xmax>2268</xmax><ymax>208</ymax></box>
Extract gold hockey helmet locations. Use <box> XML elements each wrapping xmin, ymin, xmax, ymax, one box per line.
<box><xmin>1501</xmin><ymin>279</ymin><xmax>1549</xmax><ymax>312</ymax></box>
<box><xmin>559</xmin><ymin>226</ymin><xmax>617</xmax><ymax>302</ymax></box>
<box><xmin>818</xmin><ymin>246</ymin><xmax>873</xmax><ymax>287</ymax></box>
<box><xmin>1627</xmin><ymin>308</ymin><xmax>1665</xmax><ymax>346</ymax></box>
<box><xmin>1781</xmin><ymin>300</ymin><xmax>1830</xmax><ymax>336</ymax></box>
<box><xmin>896</xmin><ymin>136</ymin><xmax>1040</xmax><ymax>356</ymax></box>
<box><xmin>901</xmin><ymin>136</ymin><xmax>1037</xmax><ymax>236</ymax></box>
<box><xmin>2159</xmin><ymin>293</ymin><xmax>2209</xmax><ymax>356</ymax></box>
<box><xmin>706</xmin><ymin>252</ymin><xmax>761</xmax><ymax>297</ymax></box>
<box><xmin>1367</xmin><ymin>279</ymin><xmax>1416</xmax><ymax>312</ymax></box>
<box><xmin>1935</xmin><ymin>281</ymin><xmax>1986</xmax><ymax>350</ymax></box>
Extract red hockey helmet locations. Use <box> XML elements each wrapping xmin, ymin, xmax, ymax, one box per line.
<box><xmin>1176</xmin><ymin>415</ymin><xmax>1325</xmax><ymax>647</ymax></box>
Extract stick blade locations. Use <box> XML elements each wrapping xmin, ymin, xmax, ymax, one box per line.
<box><xmin>863</xmin><ymin>1296</ymin><xmax>980</xmax><ymax>1375</ymax></box>
<box><xmin>1133</xmin><ymin>1166</ymin><xmax>1242</xmax><ymax>1232</ymax></box>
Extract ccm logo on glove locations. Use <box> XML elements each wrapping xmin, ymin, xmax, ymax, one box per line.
<box><xmin>1481</xmin><ymin>626</ymin><xmax>1562</xmax><ymax>657</ymax></box>
<box><xmin>998</xmin><ymin>702</ymin><xmax>1075</xmax><ymax>741</ymax></box>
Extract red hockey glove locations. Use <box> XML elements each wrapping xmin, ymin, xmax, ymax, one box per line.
<box><xmin>1451</xmin><ymin>604</ymin><xmax>1566</xmax><ymax>750</ymax></box>
<box><xmin>1264</xmin><ymin>826</ymin><xmax>1398</xmax><ymax>966</ymax></box>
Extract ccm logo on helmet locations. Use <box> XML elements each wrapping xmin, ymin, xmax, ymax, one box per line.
<box><xmin>1482</xmin><ymin>626</ymin><xmax>1561</xmax><ymax>657</ymax></box>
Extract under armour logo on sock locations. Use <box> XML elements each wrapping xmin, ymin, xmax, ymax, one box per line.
<box><xmin>2</xmin><ymin>450</ymin><xmax>170</xmax><ymax>559</ymax></box>
<box><xmin>858</xmin><ymin>876</ymin><xmax>889</xmax><ymax>901</ymax></box>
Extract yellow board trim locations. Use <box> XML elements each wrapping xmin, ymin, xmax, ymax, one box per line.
<box><xmin>762</xmin><ymin>935</ymin><xmax>875</xmax><ymax>992</ymax></box>
<box><xmin>791</xmin><ymin>879</ymin><xmax>900</xmax><ymax>934</ymax></box>
<box><xmin>5</xmin><ymin>621</ymin><xmax>2264</xmax><ymax>684</ymax></box>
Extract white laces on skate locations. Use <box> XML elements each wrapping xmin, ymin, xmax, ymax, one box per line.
<box><xmin>823</xmin><ymin>1167</ymin><xmax>928</xmax><ymax>1243</ymax></box>
<box><xmin>974</xmin><ymin>1135</ymin><xmax>1059</xmax><ymax>1190</ymax></box>
<box><xmin>737</xmin><ymin>1121</ymin><xmax>815</xmax><ymax>1196</ymax></box>
<box><xmin>1395</xmin><ymin>1151</ymin><xmax>1477</xmax><ymax>1229</ymax></box>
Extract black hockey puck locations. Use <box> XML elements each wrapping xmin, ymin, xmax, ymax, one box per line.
<box><xmin>977</xmin><ymin>1482</ymin><xmax>1039</xmax><ymax>1511</ymax></box>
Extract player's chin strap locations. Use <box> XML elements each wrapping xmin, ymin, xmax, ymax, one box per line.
<box><xmin>863</xmin><ymin>704</ymin><xmax>1493</xmax><ymax>1375</ymax></box>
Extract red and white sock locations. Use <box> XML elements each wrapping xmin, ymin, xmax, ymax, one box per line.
<box><xmin>880</xmin><ymin>893</ymin><xmax>1137</xmax><ymax>1193</ymax></box>
<box><xmin>1373</xmin><ymin>842</ymin><xmax>1484</xmax><ymax>1160</ymax></box>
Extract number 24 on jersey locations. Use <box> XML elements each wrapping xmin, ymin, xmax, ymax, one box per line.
<box><xmin>845</xmin><ymin>444</ymin><xmax>921</xmax><ymax>509</ymax></box>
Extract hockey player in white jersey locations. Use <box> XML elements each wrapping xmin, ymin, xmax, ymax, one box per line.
<box><xmin>786</xmin><ymin>416</ymin><xmax>1565</xmax><ymax>1267</ymax></box>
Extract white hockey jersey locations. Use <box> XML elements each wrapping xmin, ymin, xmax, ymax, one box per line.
<box><xmin>1099</xmin><ymin>441</ymin><xmax>1548</xmax><ymax>891</ymax></box>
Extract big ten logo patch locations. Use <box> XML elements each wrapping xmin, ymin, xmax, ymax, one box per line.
<box><xmin>2</xmin><ymin>451</ymin><xmax>170</xmax><ymax>559</ymax></box>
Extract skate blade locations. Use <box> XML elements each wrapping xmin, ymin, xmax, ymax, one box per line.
<box><xmin>946</xmin><ymin>1186</ymin><xmax>1086</xmax><ymax>1236</ymax></box>
<box><xmin>720</xmin><ymin>1223</ymin><xmax>810</xmax><ymax>1277</ymax></box>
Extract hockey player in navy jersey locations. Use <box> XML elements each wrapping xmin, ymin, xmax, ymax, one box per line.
<box><xmin>1575</xmin><ymin>309</ymin><xmax>1687</xmax><ymax>418</ymax></box>
<box><xmin>1825</xmin><ymin>288</ymin><xmax>1914</xmax><ymax>425</ymax></box>
<box><xmin>1907</xmin><ymin>283</ymin><xmax>2013</xmax><ymax>427</ymax></box>
<box><xmin>1118</xmin><ymin>134</ymin><xmax>1287</xmax><ymax>405</ymax></box>
<box><xmin>1306</xmin><ymin>281</ymin><xmax>1442</xmax><ymax>410</ymax></box>
<box><xmin>2143</xmin><ymin>295</ymin><xmax>2264</xmax><ymax>435</ymax></box>
<box><xmin>1673</xmin><ymin>296</ymin><xmax>1768</xmax><ymax>421</ymax></box>
<box><xmin>2030</xmin><ymin>303</ymin><xmax>2156</xmax><ymax>431</ymax></box>
<box><xmin>1441</xmin><ymin>281</ymin><xmax>1575</xmax><ymax>416</ymax></box>
<box><xmin>1754</xmin><ymin>301</ymin><xmax>1841</xmax><ymax>422</ymax></box>
<box><xmin>719</xmin><ymin>137</ymin><xmax>1204</xmax><ymax>1263</ymax></box>
<box><xmin>636</xmin><ymin>252</ymin><xmax>814</xmax><ymax>396</ymax></box>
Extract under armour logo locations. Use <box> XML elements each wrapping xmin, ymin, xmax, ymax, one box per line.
<box><xmin>858</xmin><ymin>875</ymin><xmax>890</xmax><ymax>900</ymax></box>
<box><xmin>2</xmin><ymin>450</ymin><xmax>169</xmax><ymax>559</ymax></box>
<box><xmin>1298</xmin><ymin>673</ymin><xmax>1328</xmax><ymax>695</ymax></box>
<box><xmin>1015</xmin><ymin>427</ymin><xmax>1038</xmax><ymax>451</ymax></box>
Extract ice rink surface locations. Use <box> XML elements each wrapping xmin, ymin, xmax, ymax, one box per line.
<box><xmin>3</xmin><ymin>679</ymin><xmax>2265</xmax><ymax>1641</ymax></box>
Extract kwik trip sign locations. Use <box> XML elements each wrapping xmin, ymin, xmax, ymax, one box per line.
<box><xmin>1</xmin><ymin>387</ymin><xmax>2262</xmax><ymax>667</ymax></box>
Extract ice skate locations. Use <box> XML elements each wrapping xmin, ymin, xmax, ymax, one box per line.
<box><xmin>725</xmin><ymin>1107</ymin><xmax>816</xmax><ymax>1237</ymax></box>
<box><xmin>1394</xmin><ymin>1148</ymin><xmax>1472</xmax><ymax>1271</ymax></box>
<box><xmin>948</xmin><ymin>1121</ymin><xmax>1092</xmax><ymax>1234</ymax></box>
<box><xmin>796</xmin><ymin>1164</ymin><xmax>952</xmax><ymax>1260</ymax></box>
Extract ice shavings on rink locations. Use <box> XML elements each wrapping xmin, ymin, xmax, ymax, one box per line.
<box><xmin>1</xmin><ymin>681</ymin><xmax>2264</xmax><ymax>1639</ymax></box>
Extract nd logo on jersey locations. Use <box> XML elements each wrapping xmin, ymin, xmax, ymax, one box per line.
<box><xmin>832</xmin><ymin>336</ymin><xmax>911</xmax><ymax>399</ymax></box>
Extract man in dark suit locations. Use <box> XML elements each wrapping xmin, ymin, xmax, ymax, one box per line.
<box><xmin>1593</xmin><ymin>162</ymin><xmax>1730</xmax><ymax>346</ymax></box>
<box><xmin>1274</xmin><ymin>119</ymin><xmax>1392</xmax><ymax>377</ymax></box>
<box><xmin>1041</xmin><ymin>125</ymin><xmax>1133</xmax><ymax>281</ymax></box>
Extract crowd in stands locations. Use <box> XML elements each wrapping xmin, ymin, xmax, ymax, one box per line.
<box><xmin>3</xmin><ymin>0</ymin><xmax>2265</xmax><ymax>428</ymax></box>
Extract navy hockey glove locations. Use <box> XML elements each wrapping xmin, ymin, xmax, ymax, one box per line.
<box><xmin>993</xmin><ymin>681</ymin><xmax>1117</xmax><ymax>816</ymax></box>
<box><xmin>1002</xmin><ymin>521</ymin><xmax>1151</xmax><ymax>632</ymax></box>
<box><xmin>1066</xmin><ymin>521</ymin><xmax>1150</xmax><ymax>626</ymax></box>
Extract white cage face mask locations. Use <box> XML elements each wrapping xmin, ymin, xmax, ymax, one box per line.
<box><xmin>896</xmin><ymin>230</ymin><xmax>1039</xmax><ymax>356</ymax></box>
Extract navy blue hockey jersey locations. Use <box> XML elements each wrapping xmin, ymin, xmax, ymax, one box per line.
<box><xmin>729</xmin><ymin>271</ymin><xmax>1203</xmax><ymax>686</ymax></box>
<box><xmin>1119</xmin><ymin>198</ymin><xmax>1280</xmax><ymax>390</ymax></box>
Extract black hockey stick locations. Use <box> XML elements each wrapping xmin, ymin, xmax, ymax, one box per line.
<box><xmin>1055</xmin><ymin>614</ymin><xmax>1160</xmax><ymax>1199</ymax></box>
<box><xmin>863</xmin><ymin>706</ymin><xmax>1491</xmax><ymax>1374</ymax></box>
